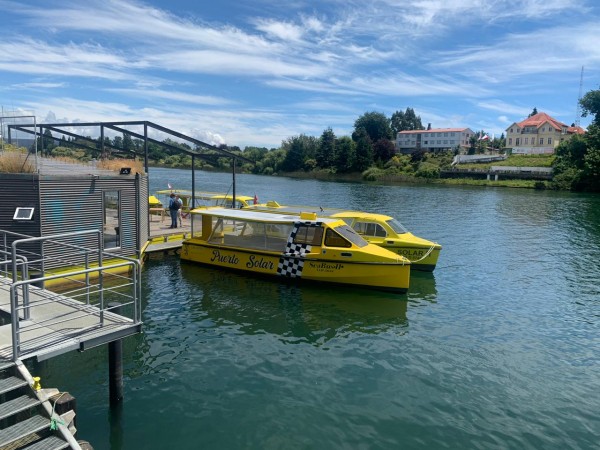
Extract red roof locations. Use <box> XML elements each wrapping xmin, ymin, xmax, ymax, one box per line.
<box><xmin>567</xmin><ymin>125</ymin><xmax>586</xmax><ymax>135</ymax></box>
<box><xmin>516</xmin><ymin>112</ymin><xmax>567</xmax><ymax>131</ymax></box>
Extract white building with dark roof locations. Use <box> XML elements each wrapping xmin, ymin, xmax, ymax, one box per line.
<box><xmin>395</xmin><ymin>128</ymin><xmax>475</xmax><ymax>154</ymax></box>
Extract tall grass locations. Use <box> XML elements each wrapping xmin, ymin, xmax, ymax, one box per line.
<box><xmin>96</xmin><ymin>158</ymin><xmax>145</xmax><ymax>174</ymax></box>
<box><xmin>0</xmin><ymin>150</ymin><xmax>35</xmax><ymax>173</ymax></box>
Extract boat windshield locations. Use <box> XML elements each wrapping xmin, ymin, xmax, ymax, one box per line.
<box><xmin>386</xmin><ymin>218</ymin><xmax>409</xmax><ymax>234</ymax></box>
<box><xmin>329</xmin><ymin>225</ymin><xmax>368</xmax><ymax>248</ymax></box>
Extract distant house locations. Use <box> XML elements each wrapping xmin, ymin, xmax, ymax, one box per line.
<box><xmin>505</xmin><ymin>112</ymin><xmax>585</xmax><ymax>155</ymax></box>
<box><xmin>395</xmin><ymin>128</ymin><xmax>475</xmax><ymax>154</ymax></box>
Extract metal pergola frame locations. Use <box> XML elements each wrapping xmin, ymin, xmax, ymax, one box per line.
<box><xmin>7</xmin><ymin>120</ymin><xmax>253</xmax><ymax>210</ymax></box>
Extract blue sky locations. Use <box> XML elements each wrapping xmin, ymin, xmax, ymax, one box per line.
<box><xmin>1</xmin><ymin>0</ymin><xmax>599</xmax><ymax>149</ymax></box>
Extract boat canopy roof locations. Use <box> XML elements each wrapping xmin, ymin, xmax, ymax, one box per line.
<box><xmin>248</xmin><ymin>203</ymin><xmax>394</xmax><ymax>221</ymax></box>
<box><xmin>191</xmin><ymin>207</ymin><xmax>339</xmax><ymax>225</ymax></box>
<box><xmin>155</xmin><ymin>189</ymin><xmax>254</xmax><ymax>201</ymax></box>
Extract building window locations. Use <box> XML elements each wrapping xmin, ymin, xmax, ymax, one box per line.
<box><xmin>510</xmin><ymin>128</ymin><xmax>513</xmax><ymax>133</ymax></box>
<box><xmin>443</xmin><ymin>140</ymin><xmax>448</xmax><ymax>144</ymax></box>
<box><xmin>525</xmin><ymin>137</ymin><xmax>529</xmax><ymax>144</ymax></box>
<box><xmin>548</xmin><ymin>138</ymin><xmax>552</xmax><ymax>145</ymax></box>
<box><xmin>437</xmin><ymin>140</ymin><xmax>441</xmax><ymax>144</ymax></box>
<box><xmin>103</xmin><ymin>191</ymin><xmax>121</xmax><ymax>249</ymax></box>
<box><xmin>516</xmin><ymin>138</ymin><xmax>520</xmax><ymax>145</ymax></box>
<box><xmin>509</xmin><ymin>138</ymin><xmax>512</xmax><ymax>145</ymax></box>
<box><xmin>541</xmin><ymin>127</ymin><xmax>545</xmax><ymax>132</ymax></box>
<box><xmin>451</xmin><ymin>132</ymin><xmax>455</xmax><ymax>136</ymax></box>
<box><xmin>539</xmin><ymin>138</ymin><xmax>544</xmax><ymax>145</ymax></box>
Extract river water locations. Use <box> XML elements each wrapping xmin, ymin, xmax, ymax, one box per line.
<box><xmin>37</xmin><ymin>168</ymin><xmax>599</xmax><ymax>449</ymax></box>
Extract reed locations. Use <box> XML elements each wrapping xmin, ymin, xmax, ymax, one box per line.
<box><xmin>0</xmin><ymin>150</ymin><xmax>35</xmax><ymax>173</ymax></box>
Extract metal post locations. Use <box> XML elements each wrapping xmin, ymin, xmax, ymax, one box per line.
<box><xmin>108</xmin><ymin>302</ymin><xmax>124</xmax><ymax>405</ymax></box>
<box><xmin>143</xmin><ymin>122</ymin><xmax>148</xmax><ymax>174</ymax></box>
<box><xmin>98</xmin><ymin>233</ymin><xmax>104</xmax><ymax>324</ymax></box>
<box><xmin>34</xmin><ymin>117</ymin><xmax>38</xmax><ymax>172</ymax></box>
<box><xmin>101</xmin><ymin>125</ymin><xmax>105</xmax><ymax>158</ymax></box>
<box><xmin>191</xmin><ymin>154</ymin><xmax>196</xmax><ymax>209</ymax></box>
<box><xmin>85</xmin><ymin>252</ymin><xmax>90</xmax><ymax>305</ymax></box>
<box><xmin>232</xmin><ymin>158</ymin><xmax>236</xmax><ymax>208</ymax></box>
<box><xmin>10</xmin><ymin>285</ymin><xmax>20</xmax><ymax>360</ymax></box>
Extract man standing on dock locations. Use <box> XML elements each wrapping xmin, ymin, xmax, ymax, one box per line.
<box><xmin>168</xmin><ymin>193</ymin><xmax>179</xmax><ymax>228</ymax></box>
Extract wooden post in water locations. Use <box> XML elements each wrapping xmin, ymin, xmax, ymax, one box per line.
<box><xmin>108</xmin><ymin>302</ymin><xmax>124</xmax><ymax>405</ymax></box>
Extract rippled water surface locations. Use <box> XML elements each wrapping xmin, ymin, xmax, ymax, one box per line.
<box><xmin>38</xmin><ymin>169</ymin><xmax>599</xmax><ymax>449</ymax></box>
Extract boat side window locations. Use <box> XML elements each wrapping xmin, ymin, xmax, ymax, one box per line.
<box><xmin>333</xmin><ymin>225</ymin><xmax>368</xmax><ymax>248</ymax></box>
<box><xmin>353</xmin><ymin>221</ymin><xmax>387</xmax><ymax>238</ymax></box>
<box><xmin>293</xmin><ymin>225</ymin><xmax>324</xmax><ymax>246</ymax></box>
<box><xmin>208</xmin><ymin>218</ymin><xmax>225</xmax><ymax>244</ymax></box>
<box><xmin>387</xmin><ymin>219</ymin><xmax>409</xmax><ymax>234</ymax></box>
<box><xmin>324</xmin><ymin>229</ymin><xmax>352</xmax><ymax>248</ymax></box>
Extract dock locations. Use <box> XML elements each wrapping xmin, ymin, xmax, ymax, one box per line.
<box><xmin>0</xmin><ymin>228</ymin><xmax>143</xmax><ymax>450</ymax></box>
<box><xmin>145</xmin><ymin>210</ymin><xmax>193</xmax><ymax>255</ymax></box>
<box><xmin>0</xmin><ymin>275</ymin><xmax>140</xmax><ymax>362</ymax></box>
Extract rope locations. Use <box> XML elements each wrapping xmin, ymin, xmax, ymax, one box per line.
<box><xmin>49</xmin><ymin>392</ymin><xmax>67</xmax><ymax>431</ymax></box>
<box><xmin>405</xmin><ymin>243</ymin><xmax>437</xmax><ymax>263</ymax></box>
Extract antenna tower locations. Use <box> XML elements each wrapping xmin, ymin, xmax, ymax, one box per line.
<box><xmin>575</xmin><ymin>66</ymin><xmax>584</xmax><ymax>127</ymax></box>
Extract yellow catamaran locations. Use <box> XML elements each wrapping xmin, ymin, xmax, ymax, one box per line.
<box><xmin>181</xmin><ymin>208</ymin><xmax>411</xmax><ymax>293</ymax></box>
<box><xmin>245</xmin><ymin>202</ymin><xmax>442</xmax><ymax>271</ymax></box>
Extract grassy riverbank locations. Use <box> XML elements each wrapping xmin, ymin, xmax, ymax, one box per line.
<box><xmin>280</xmin><ymin>170</ymin><xmax>546</xmax><ymax>189</ymax></box>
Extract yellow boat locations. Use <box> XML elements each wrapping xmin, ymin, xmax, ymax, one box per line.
<box><xmin>181</xmin><ymin>208</ymin><xmax>411</xmax><ymax>293</ymax></box>
<box><xmin>246</xmin><ymin>201</ymin><xmax>442</xmax><ymax>272</ymax></box>
<box><xmin>154</xmin><ymin>189</ymin><xmax>256</xmax><ymax>210</ymax></box>
<box><xmin>149</xmin><ymin>195</ymin><xmax>162</xmax><ymax>208</ymax></box>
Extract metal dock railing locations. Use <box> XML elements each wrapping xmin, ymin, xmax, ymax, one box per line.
<box><xmin>0</xmin><ymin>228</ymin><xmax>143</xmax><ymax>450</ymax></box>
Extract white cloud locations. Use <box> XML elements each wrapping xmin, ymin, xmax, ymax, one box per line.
<box><xmin>105</xmin><ymin>88</ymin><xmax>235</xmax><ymax>106</ymax></box>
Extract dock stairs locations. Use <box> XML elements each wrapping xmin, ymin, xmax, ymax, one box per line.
<box><xmin>0</xmin><ymin>360</ymin><xmax>81</xmax><ymax>450</ymax></box>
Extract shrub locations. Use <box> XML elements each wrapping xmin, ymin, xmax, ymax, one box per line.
<box><xmin>415</xmin><ymin>162</ymin><xmax>440</xmax><ymax>178</ymax></box>
<box><xmin>362</xmin><ymin>167</ymin><xmax>385</xmax><ymax>181</ymax></box>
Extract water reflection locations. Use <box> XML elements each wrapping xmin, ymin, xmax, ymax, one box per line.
<box><xmin>179</xmin><ymin>264</ymin><xmax>432</xmax><ymax>344</ymax></box>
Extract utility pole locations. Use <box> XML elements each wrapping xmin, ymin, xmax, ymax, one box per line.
<box><xmin>575</xmin><ymin>66</ymin><xmax>584</xmax><ymax>127</ymax></box>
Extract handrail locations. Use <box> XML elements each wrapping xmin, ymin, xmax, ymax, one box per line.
<box><xmin>2</xmin><ymin>228</ymin><xmax>142</xmax><ymax>361</ymax></box>
<box><xmin>9</xmin><ymin>261</ymin><xmax>139</xmax><ymax>360</ymax></box>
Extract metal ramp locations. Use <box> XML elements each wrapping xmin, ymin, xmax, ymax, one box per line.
<box><xmin>0</xmin><ymin>228</ymin><xmax>142</xmax><ymax>362</ymax></box>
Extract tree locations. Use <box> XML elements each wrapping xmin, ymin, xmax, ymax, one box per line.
<box><xmin>123</xmin><ymin>133</ymin><xmax>134</xmax><ymax>153</ymax></box>
<box><xmin>354</xmin><ymin>112</ymin><xmax>392</xmax><ymax>143</ymax></box>
<box><xmin>391</xmin><ymin>107</ymin><xmax>424</xmax><ymax>135</ymax></box>
<box><xmin>281</xmin><ymin>134</ymin><xmax>318</xmax><ymax>172</ymax></box>
<box><xmin>316</xmin><ymin>127</ymin><xmax>336</xmax><ymax>168</ymax></box>
<box><xmin>373</xmin><ymin>139</ymin><xmax>396</xmax><ymax>164</ymax></box>
<box><xmin>580</xmin><ymin>88</ymin><xmax>600</xmax><ymax>126</ymax></box>
<box><xmin>352</xmin><ymin>127</ymin><xmax>373</xmax><ymax>171</ymax></box>
<box><xmin>528</xmin><ymin>107</ymin><xmax>538</xmax><ymax>117</ymax></box>
<box><xmin>334</xmin><ymin>136</ymin><xmax>355</xmax><ymax>173</ymax></box>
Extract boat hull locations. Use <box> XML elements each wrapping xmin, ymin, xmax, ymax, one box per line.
<box><xmin>181</xmin><ymin>241</ymin><xmax>410</xmax><ymax>293</ymax></box>
<box><xmin>380</xmin><ymin>243</ymin><xmax>441</xmax><ymax>272</ymax></box>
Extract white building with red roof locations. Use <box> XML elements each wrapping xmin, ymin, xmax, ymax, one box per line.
<box><xmin>395</xmin><ymin>127</ymin><xmax>475</xmax><ymax>154</ymax></box>
<box><xmin>505</xmin><ymin>112</ymin><xmax>585</xmax><ymax>155</ymax></box>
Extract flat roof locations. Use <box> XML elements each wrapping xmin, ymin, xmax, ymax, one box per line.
<box><xmin>247</xmin><ymin>204</ymin><xmax>393</xmax><ymax>220</ymax></box>
<box><xmin>190</xmin><ymin>207</ymin><xmax>338</xmax><ymax>224</ymax></box>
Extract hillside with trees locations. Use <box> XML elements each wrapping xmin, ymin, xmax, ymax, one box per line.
<box><xmin>12</xmin><ymin>92</ymin><xmax>599</xmax><ymax>192</ymax></box>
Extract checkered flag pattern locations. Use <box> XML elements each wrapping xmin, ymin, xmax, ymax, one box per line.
<box><xmin>277</xmin><ymin>221</ymin><xmax>319</xmax><ymax>278</ymax></box>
